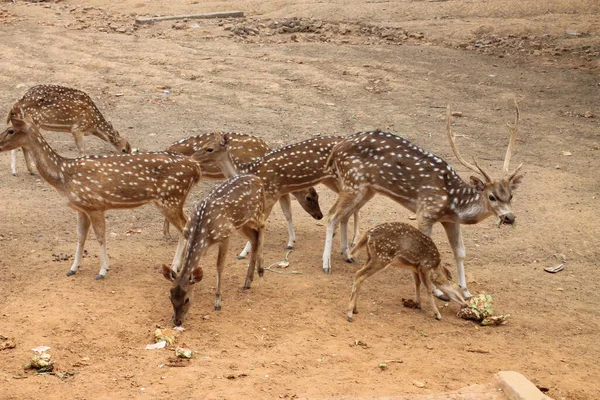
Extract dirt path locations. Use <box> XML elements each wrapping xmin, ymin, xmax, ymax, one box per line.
<box><xmin>0</xmin><ymin>1</ymin><xmax>599</xmax><ymax>399</ymax></box>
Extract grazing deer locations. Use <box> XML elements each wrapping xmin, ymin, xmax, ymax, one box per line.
<box><xmin>3</xmin><ymin>84</ymin><xmax>131</xmax><ymax>176</ymax></box>
<box><xmin>0</xmin><ymin>114</ymin><xmax>200</xmax><ymax>279</ymax></box>
<box><xmin>191</xmin><ymin>133</ymin><xmax>360</xmax><ymax>259</ymax></box>
<box><xmin>323</xmin><ymin>103</ymin><xmax>524</xmax><ymax>298</ymax></box>
<box><xmin>164</xmin><ymin>132</ymin><xmax>323</xmax><ymax>250</ymax></box>
<box><xmin>162</xmin><ymin>174</ymin><xmax>266</xmax><ymax>326</ymax></box>
<box><xmin>347</xmin><ymin>222</ymin><xmax>467</xmax><ymax>321</ymax></box>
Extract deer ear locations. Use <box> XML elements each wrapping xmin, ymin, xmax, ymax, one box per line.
<box><xmin>509</xmin><ymin>173</ymin><xmax>524</xmax><ymax>191</ymax></box>
<box><xmin>190</xmin><ymin>267</ymin><xmax>203</xmax><ymax>284</ymax></box>
<box><xmin>220</xmin><ymin>133</ymin><xmax>230</xmax><ymax>147</ymax></box>
<box><xmin>162</xmin><ymin>264</ymin><xmax>176</xmax><ymax>281</ymax></box>
<box><xmin>469</xmin><ymin>176</ymin><xmax>486</xmax><ymax>191</ymax></box>
<box><xmin>10</xmin><ymin>114</ymin><xmax>25</xmax><ymax>129</ymax></box>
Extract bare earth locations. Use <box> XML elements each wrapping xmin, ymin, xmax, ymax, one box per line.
<box><xmin>0</xmin><ymin>1</ymin><xmax>599</xmax><ymax>399</ymax></box>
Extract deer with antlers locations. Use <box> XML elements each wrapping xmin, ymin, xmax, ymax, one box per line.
<box><xmin>191</xmin><ymin>133</ymin><xmax>360</xmax><ymax>259</ymax></box>
<box><xmin>348</xmin><ymin>222</ymin><xmax>467</xmax><ymax>321</ymax></box>
<box><xmin>164</xmin><ymin>132</ymin><xmax>323</xmax><ymax>250</ymax></box>
<box><xmin>323</xmin><ymin>103</ymin><xmax>524</xmax><ymax>298</ymax></box>
<box><xmin>0</xmin><ymin>114</ymin><xmax>200</xmax><ymax>279</ymax></box>
<box><xmin>3</xmin><ymin>84</ymin><xmax>131</xmax><ymax>176</ymax></box>
<box><xmin>162</xmin><ymin>174</ymin><xmax>266</xmax><ymax>326</ymax></box>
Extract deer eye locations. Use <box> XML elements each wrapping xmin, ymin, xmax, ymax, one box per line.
<box><xmin>184</xmin><ymin>298</ymin><xmax>190</xmax><ymax>304</ymax></box>
<box><xmin>488</xmin><ymin>195</ymin><xmax>497</xmax><ymax>202</ymax></box>
<box><xmin>206</xmin><ymin>148</ymin><xmax>214</xmax><ymax>153</ymax></box>
<box><xmin>7</xmin><ymin>129</ymin><xmax>14</xmax><ymax>135</ymax></box>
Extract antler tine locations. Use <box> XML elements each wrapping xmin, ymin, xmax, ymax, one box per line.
<box><xmin>446</xmin><ymin>106</ymin><xmax>492</xmax><ymax>179</ymax></box>
<box><xmin>503</xmin><ymin>99</ymin><xmax>521</xmax><ymax>177</ymax></box>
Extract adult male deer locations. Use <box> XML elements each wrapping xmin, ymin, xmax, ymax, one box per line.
<box><xmin>162</xmin><ymin>174</ymin><xmax>266</xmax><ymax>326</ymax></box>
<box><xmin>164</xmin><ymin>132</ymin><xmax>323</xmax><ymax>250</ymax></box>
<box><xmin>191</xmin><ymin>133</ymin><xmax>360</xmax><ymax>259</ymax></box>
<box><xmin>3</xmin><ymin>84</ymin><xmax>131</xmax><ymax>176</ymax></box>
<box><xmin>348</xmin><ymin>222</ymin><xmax>466</xmax><ymax>321</ymax></box>
<box><xmin>0</xmin><ymin>114</ymin><xmax>200</xmax><ymax>279</ymax></box>
<box><xmin>323</xmin><ymin>104</ymin><xmax>524</xmax><ymax>298</ymax></box>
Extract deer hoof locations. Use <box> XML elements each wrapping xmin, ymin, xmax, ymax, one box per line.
<box><xmin>347</xmin><ymin>315</ymin><xmax>354</xmax><ymax>322</ymax></box>
<box><xmin>214</xmin><ymin>305</ymin><xmax>221</xmax><ymax>311</ymax></box>
<box><xmin>236</xmin><ymin>255</ymin><xmax>247</xmax><ymax>260</ymax></box>
<box><xmin>66</xmin><ymin>270</ymin><xmax>76</xmax><ymax>277</ymax></box>
<box><xmin>12</xmin><ymin>173</ymin><xmax>18</xmax><ymax>177</ymax></box>
<box><xmin>345</xmin><ymin>257</ymin><xmax>356</xmax><ymax>264</ymax></box>
<box><xmin>258</xmin><ymin>269</ymin><xmax>264</xmax><ymax>278</ymax></box>
<box><xmin>94</xmin><ymin>274</ymin><xmax>105</xmax><ymax>280</ymax></box>
<box><xmin>284</xmin><ymin>245</ymin><xmax>294</xmax><ymax>250</ymax></box>
<box><xmin>435</xmin><ymin>314</ymin><xmax>442</xmax><ymax>321</ymax></box>
<box><xmin>323</xmin><ymin>267</ymin><xmax>332</xmax><ymax>275</ymax></box>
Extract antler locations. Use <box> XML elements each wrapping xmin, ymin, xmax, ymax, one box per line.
<box><xmin>446</xmin><ymin>106</ymin><xmax>492</xmax><ymax>182</ymax></box>
<box><xmin>503</xmin><ymin>99</ymin><xmax>523</xmax><ymax>178</ymax></box>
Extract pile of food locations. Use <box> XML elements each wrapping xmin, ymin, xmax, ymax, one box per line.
<box><xmin>457</xmin><ymin>294</ymin><xmax>510</xmax><ymax>326</ymax></box>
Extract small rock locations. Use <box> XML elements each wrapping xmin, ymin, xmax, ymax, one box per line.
<box><xmin>584</xmin><ymin>110</ymin><xmax>595</xmax><ymax>118</ymax></box>
<box><xmin>451</xmin><ymin>111</ymin><xmax>463</xmax><ymax>117</ymax></box>
<box><xmin>413</xmin><ymin>380</ymin><xmax>425</xmax><ymax>388</ymax></box>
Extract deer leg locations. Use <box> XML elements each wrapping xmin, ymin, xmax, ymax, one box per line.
<box><xmin>323</xmin><ymin>189</ymin><xmax>366</xmax><ymax>274</ymax></box>
<box><xmin>420</xmin><ymin>270</ymin><xmax>442</xmax><ymax>320</ymax></box>
<box><xmin>87</xmin><ymin>211</ymin><xmax>109</xmax><ymax>280</ymax></box>
<box><xmin>278</xmin><ymin>194</ymin><xmax>296</xmax><ymax>250</ymax></box>
<box><xmin>71</xmin><ymin>129</ymin><xmax>86</xmax><ymax>156</ymax></box>
<box><xmin>442</xmin><ymin>221</ymin><xmax>471</xmax><ymax>299</ymax></box>
<box><xmin>67</xmin><ymin>211</ymin><xmax>91</xmax><ymax>277</ymax></box>
<box><xmin>241</xmin><ymin>227</ymin><xmax>260</xmax><ymax>289</ymax></box>
<box><xmin>341</xmin><ymin>191</ymin><xmax>374</xmax><ymax>261</ymax></box>
<box><xmin>416</xmin><ymin>216</ymin><xmax>450</xmax><ymax>300</ymax></box>
<box><xmin>214</xmin><ymin>239</ymin><xmax>230</xmax><ymax>311</ymax></box>
<box><xmin>238</xmin><ymin>200</ymin><xmax>275</xmax><ymax>259</ymax></box>
<box><xmin>160</xmin><ymin>206</ymin><xmax>187</xmax><ymax>273</ymax></box>
<box><xmin>347</xmin><ymin>258</ymin><xmax>382</xmax><ymax>322</ymax></box>
<box><xmin>162</xmin><ymin>218</ymin><xmax>172</xmax><ymax>240</ymax></box>
<box><xmin>350</xmin><ymin>210</ymin><xmax>360</xmax><ymax>247</ymax></box>
<box><xmin>10</xmin><ymin>150</ymin><xmax>17</xmax><ymax>176</ymax></box>
<box><xmin>412</xmin><ymin>270</ymin><xmax>422</xmax><ymax>309</ymax></box>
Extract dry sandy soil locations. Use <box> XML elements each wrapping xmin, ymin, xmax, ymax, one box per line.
<box><xmin>0</xmin><ymin>0</ymin><xmax>599</xmax><ymax>399</ymax></box>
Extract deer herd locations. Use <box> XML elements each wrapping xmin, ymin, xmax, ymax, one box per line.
<box><xmin>0</xmin><ymin>84</ymin><xmax>525</xmax><ymax>327</ymax></box>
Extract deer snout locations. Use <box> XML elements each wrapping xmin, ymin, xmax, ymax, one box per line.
<box><xmin>174</xmin><ymin>318</ymin><xmax>183</xmax><ymax>327</ymax></box>
<box><xmin>313</xmin><ymin>211</ymin><xmax>324</xmax><ymax>220</ymax></box>
<box><xmin>500</xmin><ymin>213</ymin><xmax>516</xmax><ymax>225</ymax></box>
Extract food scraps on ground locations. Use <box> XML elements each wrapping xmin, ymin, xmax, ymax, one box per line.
<box><xmin>175</xmin><ymin>345</ymin><xmax>193</xmax><ymax>359</ymax></box>
<box><xmin>24</xmin><ymin>352</ymin><xmax>54</xmax><ymax>373</ymax></box>
<box><xmin>457</xmin><ymin>294</ymin><xmax>509</xmax><ymax>326</ymax></box>
<box><xmin>154</xmin><ymin>328</ymin><xmax>178</xmax><ymax>345</ymax></box>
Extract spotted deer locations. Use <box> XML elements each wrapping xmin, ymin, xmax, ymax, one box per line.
<box><xmin>3</xmin><ymin>84</ymin><xmax>131</xmax><ymax>176</ymax></box>
<box><xmin>162</xmin><ymin>174</ymin><xmax>266</xmax><ymax>326</ymax></box>
<box><xmin>347</xmin><ymin>222</ymin><xmax>467</xmax><ymax>321</ymax></box>
<box><xmin>164</xmin><ymin>132</ymin><xmax>323</xmax><ymax>251</ymax></box>
<box><xmin>323</xmin><ymin>103</ymin><xmax>524</xmax><ymax>298</ymax></box>
<box><xmin>0</xmin><ymin>114</ymin><xmax>200</xmax><ymax>279</ymax></box>
<box><xmin>191</xmin><ymin>133</ymin><xmax>360</xmax><ymax>259</ymax></box>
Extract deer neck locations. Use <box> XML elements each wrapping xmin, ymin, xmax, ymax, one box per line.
<box><xmin>448</xmin><ymin>181</ymin><xmax>492</xmax><ymax>224</ymax></box>
<box><xmin>218</xmin><ymin>152</ymin><xmax>241</xmax><ymax>178</ymax></box>
<box><xmin>26</xmin><ymin>129</ymin><xmax>68</xmax><ymax>187</ymax></box>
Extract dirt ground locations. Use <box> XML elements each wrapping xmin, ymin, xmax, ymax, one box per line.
<box><xmin>1</xmin><ymin>0</ymin><xmax>599</xmax><ymax>399</ymax></box>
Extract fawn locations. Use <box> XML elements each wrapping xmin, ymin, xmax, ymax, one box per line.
<box><xmin>323</xmin><ymin>104</ymin><xmax>524</xmax><ymax>298</ymax></box>
<box><xmin>191</xmin><ymin>133</ymin><xmax>360</xmax><ymax>259</ymax></box>
<box><xmin>162</xmin><ymin>174</ymin><xmax>266</xmax><ymax>326</ymax></box>
<box><xmin>3</xmin><ymin>84</ymin><xmax>131</xmax><ymax>176</ymax></box>
<box><xmin>0</xmin><ymin>113</ymin><xmax>200</xmax><ymax>279</ymax></box>
<box><xmin>348</xmin><ymin>222</ymin><xmax>467</xmax><ymax>321</ymax></box>
<box><xmin>165</xmin><ymin>132</ymin><xmax>323</xmax><ymax>249</ymax></box>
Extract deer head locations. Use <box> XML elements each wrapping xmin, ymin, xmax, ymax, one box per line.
<box><xmin>446</xmin><ymin>101</ymin><xmax>525</xmax><ymax>225</ymax></box>
<box><xmin>0</xmin><ymin>113</ymin><xmax>36</xmax><ymax>152</ymax></box>
<box><xmin>293</xmin><ymin>187</ymin><xmax>323</xmax><ymax>220</ymax></box>
<box><xmin>162</xmin><ymin>265</ymin><xmax>204</xmax><ymax>327</ymax></box>
<box><xmin>104</xmin><ymin>122</ymin><xmax>131</xmax><ymax>154</ymax></box>
<box><xmin>191</xmin><ymin>132</ymin><xmax>230</xmax><ymax>165</ymax></box>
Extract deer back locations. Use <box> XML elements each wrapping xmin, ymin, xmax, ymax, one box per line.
<box><xmin>11</xmin><ymin>84</ymin><xmax>130</xmax><ymax>152</ymax></box>
<box><xmin>167</xmin><ymin>132</ymin><xmax>271</xmax><ymax>178</ymax></box>
<box><xmin>60</xmin><ymin>152</ymin><xmax>201</xmax><ymax>211</ymax></box>
<box><xmin>178</xmin><ymin>174</ymin><xmax>265</xmax><ymax>275</ymax></box>
<box><xmin>366</xmin><ymin>222</ymin><xmax>441</xmax><ymax>268</ymax></box>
